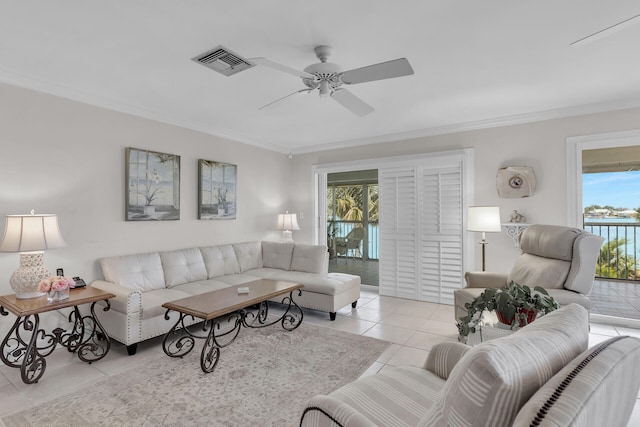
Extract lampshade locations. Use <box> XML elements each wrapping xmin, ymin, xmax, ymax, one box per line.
<box><xmin>276</xmin><ymin>211</ymin><xmax>300</xmax><ymax>231</ymax></box>
<box><xmin>467</xmin><ymin>206</ymin><xmax>501</xmax><ymax>232</ymax></box>
<box><xmin>0</xmin><ymin>213</ymin><xmax>67</xmax><ymax>252</ymax></box>
<box><xmin>0</xmin><ymin>212</ymin><xmax>67</xmax><ymax>299</ymax></box>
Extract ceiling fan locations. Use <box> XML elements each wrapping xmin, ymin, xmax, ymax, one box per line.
<box><xmin>251</xmin><ymin>45</ymin><xmax>414</xmax><ymax>117</ymax></box>
<box><xmin>571</xmin><ymin>12</ymin><xmax>640</xmax><ymax>46</ymax></box>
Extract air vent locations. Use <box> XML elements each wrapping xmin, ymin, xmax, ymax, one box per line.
<box><xmin>191</xmin><ymin>45</ymin><xmax>255</xmax><ymax>76</ymax></box>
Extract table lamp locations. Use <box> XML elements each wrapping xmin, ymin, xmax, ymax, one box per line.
<box><xmin>277</xmin><ymin>211</ymin><xmax>300</xmax><ymax>243</ymax></box>
<box><xmin>0</xmin><ymin>210</ymin><xmax>67</xmax><ymax>298</ymax></box>
<box><xmin>467</xmin><ymin>206</ymin><xmax>501</xmax><ymax>271</ymax></box>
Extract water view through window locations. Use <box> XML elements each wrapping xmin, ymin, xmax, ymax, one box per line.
<box><xmin>583</xmin><ymin>170</ymin><xmax>640</xmax><ymax>280</ymax></box>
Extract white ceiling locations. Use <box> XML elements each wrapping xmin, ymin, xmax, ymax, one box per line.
<box><xmin>2</xmin><ymin>1</ymin><xmax>640</xmax><ymax>154</ymax></box>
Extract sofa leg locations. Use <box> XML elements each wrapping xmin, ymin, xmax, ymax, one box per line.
<box><xmin>352</xmin><ymin>301</ymin><xmax>357</xmax><ymax>308</ymax></box>
<box><xmin>330</xmin><ymin>312</ymin><xmax>337</xmax><ymax>321</ymax></box>
<box><xmin>126</xmin><ymin>344</ymin><xmax>138</xmax><ymax>356</ymax></box>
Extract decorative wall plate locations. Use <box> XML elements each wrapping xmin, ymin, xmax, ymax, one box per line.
<box><xmin>496</xmin><ymin>166</ymin><xmax>536</xmax><ymax>198</ymax></box>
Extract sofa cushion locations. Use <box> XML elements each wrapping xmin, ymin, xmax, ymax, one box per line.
<box><xmin>160</xmin><ymin>248</ymin><xmax>208</xmax><ymax>288</ymax></box>
<box><xmin>291</xmin><ymin>244</ymin><xmax>327</xmax><ymax>274</ymax></box>
<box><xmin>215</xmin><ymin>273</ymin><xmax>262</xmax><ymax>286</ymax></box>
<box><xmin>420</xmin><ymin>304</ymin><xmax>589</xmax><ymax>427</ymax></box>
<box><xmin>172</xmin><ymin>279</ymin><xmax>230</xmax><ymax>296</ymax></box>
<box><xmin>508</xmin><ymin>253</ymin><xmax>571</xmax><ymax>289</ymax></box>
<box><xmin>512</xmin><ymin>336</ymin><xmax>640</xmax><ymax>427</ymax></box>
<box><xmin>247</xmin><ymin>270</ymin><xmax>360</xmax><ymax>295</ymax></box>
<box><xmin>101</xmin><ymin>252</ymin><xmax>165</xmax><ymax>292</ymax></box>
<box><xmin>200</xmin><ymin>244</ymin><xmax>241</xmax><ymax>278</ymax></box>
<box><xmin>261</xmin><ymin>241</ymin><xmax>294</xmax><ymax>270</ymax></box>
<box><xmin>141</xmin><ymin>288</ymin><xmax>192</xmax><ymax>320</ymax></box>
<box><xmin>233</xmin><ymin>242</ymin><xmax>263</xmax><ymax>272</ymax></box>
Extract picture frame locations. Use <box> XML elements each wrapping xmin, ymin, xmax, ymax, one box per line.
<box><xmin>198</xmin><ymin>159</ymin><xmax>237</xmax><ymax>220</ymax></box>
<box><xmin>125</xmin><ymin>147</ymin><xmax>180</xmax><ymax>221</ymax></box>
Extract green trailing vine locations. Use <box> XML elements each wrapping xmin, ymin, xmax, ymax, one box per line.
<box><xmin>457</xmin><ymin>281</ymin><xmax>559</xmax><ymax>337</ymax></box>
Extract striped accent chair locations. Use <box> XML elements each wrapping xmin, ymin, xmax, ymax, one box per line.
<box><xmin>300</xmin><ymin>304</ymin><xmax>604</xmax><ymax>427</ymax></box>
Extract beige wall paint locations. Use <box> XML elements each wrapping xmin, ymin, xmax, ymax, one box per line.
<box><xmin>0</xmin><ymin>83</ymin><xmax>291</xmax><ymax>295</ymax></box>
<box><xmin>291</xmin><ymin>108</ymin><xmax>640</xmax><ymax>273</ymax></box>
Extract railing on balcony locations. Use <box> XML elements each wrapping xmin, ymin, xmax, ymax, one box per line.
<box><xmin>330</xmin><ymin>220</ymin><xmax>379</xmax><ymax>260</ymax></box>
<box><xmin>584</xmin><ymin>221</ymin><xmax>640</xmax><ymax>280</ymax></box>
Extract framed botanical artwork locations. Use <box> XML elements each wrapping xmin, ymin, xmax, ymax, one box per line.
<box><xmin>198</xmin><ymin>159</ymin><xmax>237</xmax><ymax>220</ymax></box>
<box><xmin>125</xmin><ymin>147</ymin><xmax>180</xmax><ymax>221</ymax></box>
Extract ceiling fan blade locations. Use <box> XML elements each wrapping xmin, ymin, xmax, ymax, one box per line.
<box><xmin>331</xmin><ymin>88</ymin><xmax>375</xmax><ymax>117</ymax></box>
<box><xmin>251</xmin><ymin>57</ymin><xmax>315</xmax><ymax>79</ymax></box>
<box><xmin>339</xmin><ymin>58</ymin><xmax>414</xmax><ymax>85</ymax></box>
<box><xmin>570</xmin><ymin>13</ymin><xmax>640</xmax><ymax>46</ymax></box>
<box><xmin>259</xmin><ymin>89</ymin><xmax>312</xmax><ymax>110</ymax></box>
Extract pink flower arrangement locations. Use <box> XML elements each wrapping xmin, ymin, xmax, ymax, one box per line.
<box><xmin>37</xmin><ymin>276</ymin><xmax>75</xmax><ymax>293</ymax></box>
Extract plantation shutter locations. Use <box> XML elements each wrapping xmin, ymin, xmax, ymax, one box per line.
<box><xmin>379</xmin><ymin>157</ymin><xmax>464</xmax><ymax>303</ymax></box>
<box><xmin>379</xmin><ymin>166</ymin><xmax>418</xmax><ymax>299</ymax></box>
<box><xmin>419</xmin><ymin>166</ymin><xmax>463</xmax><ymax>304</ymax></box>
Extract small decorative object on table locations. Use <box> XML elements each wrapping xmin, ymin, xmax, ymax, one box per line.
<box><xmin>457</xmin><ymin>281</ymin><xmax>559</xmax><ymax>340</ymax></box>
<box><xmin>38</xmin><ymin>275</ymin><xmax>75</xmax><ymax>302</ymax></box>
<box><xmin>509</xmin><ymin>209</ymin><xmax>526</xmax><ymax>223</ymax></box>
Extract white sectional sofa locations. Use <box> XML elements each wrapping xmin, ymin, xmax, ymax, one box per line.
<box><xmin>91</xmin><ymin>241</ymin><xmax>361</xmax><ymax>355</ymax></box>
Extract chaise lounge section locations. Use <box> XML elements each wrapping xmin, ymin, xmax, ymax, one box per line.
<box><xmin>91</xmin><ymin>241</ymin><xmax>360</xmax><ymax>354</ymax></box>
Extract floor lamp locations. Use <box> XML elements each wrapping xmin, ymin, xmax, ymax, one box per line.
<box><xmin>467</xmin><ymin>206</ymin><xmax>501</xmax><ymax>271</ymax></box>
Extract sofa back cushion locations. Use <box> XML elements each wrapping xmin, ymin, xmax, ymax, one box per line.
<box><xmin>512</xmin><ymin>336</ymin><xmax>640</xmax><ymax>427</ymax></box>
<box><xmin>291</xmin><ymin>244</ymin><xmax>327</xmax><ymax>274</ymax></box>
<box><xmin>200</xmin><ymin>244</ymin><xmax>241</xmax><ymax>278</ymax></box>
<box><xmin>101</xmin><ymin>252</ymin><xmax>165</xmax><ymax>292</ymax></box>
<box><xmin>160</xmin><ymin>248</ymin><xmax>208</xmax><ymax>288</ymax></box>
<box><xmin>233</xmin><ymin>242</ymin><xmax>263</xmax><ymax>272</ymax></box>
<box><xmin>262</xmin><ymin>241</ymin><xmax>294</xmax><ymax>270</ymax></box>
<box><xmin>420</xmin><ymin>304</ymin><xmax>589</xmax><ymax>427</ymax></box>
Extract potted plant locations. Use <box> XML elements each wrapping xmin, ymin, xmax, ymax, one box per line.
<box><xmin>457</xmin><ymin>281</ymin><xmax>559</xmax><ymax>337</ymax></box>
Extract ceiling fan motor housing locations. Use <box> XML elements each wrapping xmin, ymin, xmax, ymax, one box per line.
<box><xmin>303</xmin><ymin>62</ymin><xmax>343</xmax><ymax>93</ymax></box>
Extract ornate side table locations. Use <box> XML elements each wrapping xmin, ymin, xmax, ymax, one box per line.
<box><xmin>0</xmin><ymin>286</ymin><xmax>115</xmax><ymax>384</ymax></box>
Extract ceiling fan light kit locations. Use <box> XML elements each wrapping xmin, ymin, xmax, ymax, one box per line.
<box><xmin>251</xmin><ymin>45</ymin><xmax>414</xmax><ymax>116</ymax></box>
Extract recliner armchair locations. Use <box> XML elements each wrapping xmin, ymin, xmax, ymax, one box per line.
<box><xmin>454</xmin><ymin>224</ymin><xmax>604</xmax><ymax>321</ymax></box>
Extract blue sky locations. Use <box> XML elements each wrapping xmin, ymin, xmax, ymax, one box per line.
<box><xmin>583</xmin><ymin>171</ymin><xmax>640</xmax><ymax>209</ymax></box>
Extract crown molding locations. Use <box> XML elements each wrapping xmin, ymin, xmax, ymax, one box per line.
<box><xmin>2</xmin><ymin>67</ymin><xmax>640</xmax><ymax>157</ymax></box>
<box><xmin>290</xmin><ymin>97</ymin><xmax>640</xmax><ymax>155</ymax></box>
<box><xmin>0</xmin><ymin>68</ymin><xmax>291</xmax><ymax>154</ymax></box>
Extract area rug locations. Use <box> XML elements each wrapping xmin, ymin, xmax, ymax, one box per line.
<box><xmin>3</xmin><ymin>323</ymin><xmax>389</xmax><ymax>426</ymax></box>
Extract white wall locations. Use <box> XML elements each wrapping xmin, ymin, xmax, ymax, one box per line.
<box><xmin>291</xmin><ymin>107</ymin><xmax>640</xmax><ymax>274</ymax></box>
<box><xmin>2</xmin><ymin>80</ymin><xmax>640</xmax><ymax>291</ymax></box>
<box><xmin>0</xmin><ymin>83</ymin><xmax>292</xmax><ymax>296</ymax></box>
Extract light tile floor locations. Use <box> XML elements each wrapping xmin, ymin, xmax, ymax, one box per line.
<box><xmin>331</xmin><ymin>257</ymin><xmax>640</xmax><ymax>320</ymax></box>
<box><xmin>0</xmin><ymin>290</ymin><xmax>639</xmax><ymax>425</ymax></box>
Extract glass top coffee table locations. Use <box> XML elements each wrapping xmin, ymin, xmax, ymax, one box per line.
<box><xmin>461</xmin><ymin>310</ymin><xmax>517</xmax><ymax>346</ymax></box>
<box><xmin>162</xmin><ymin>279</ymin><xmax>304</xmax><ymax>374</ymax></box>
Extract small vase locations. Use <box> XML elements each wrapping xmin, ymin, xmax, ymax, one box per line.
<box><xmin>47</xmin><ymin>287</ymin><xmax>69</xmax><ymax>302</ymax></box>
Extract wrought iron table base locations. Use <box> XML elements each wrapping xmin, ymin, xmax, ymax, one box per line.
<box><xmin>162</xmin><ymin>291</ymin><xmax>303</xmax><ymax>373</ymax></box>
<box><xmin>0</xmin><ymin>301</ymin><xmax>112</xmax><ymax>384</ymax></box>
